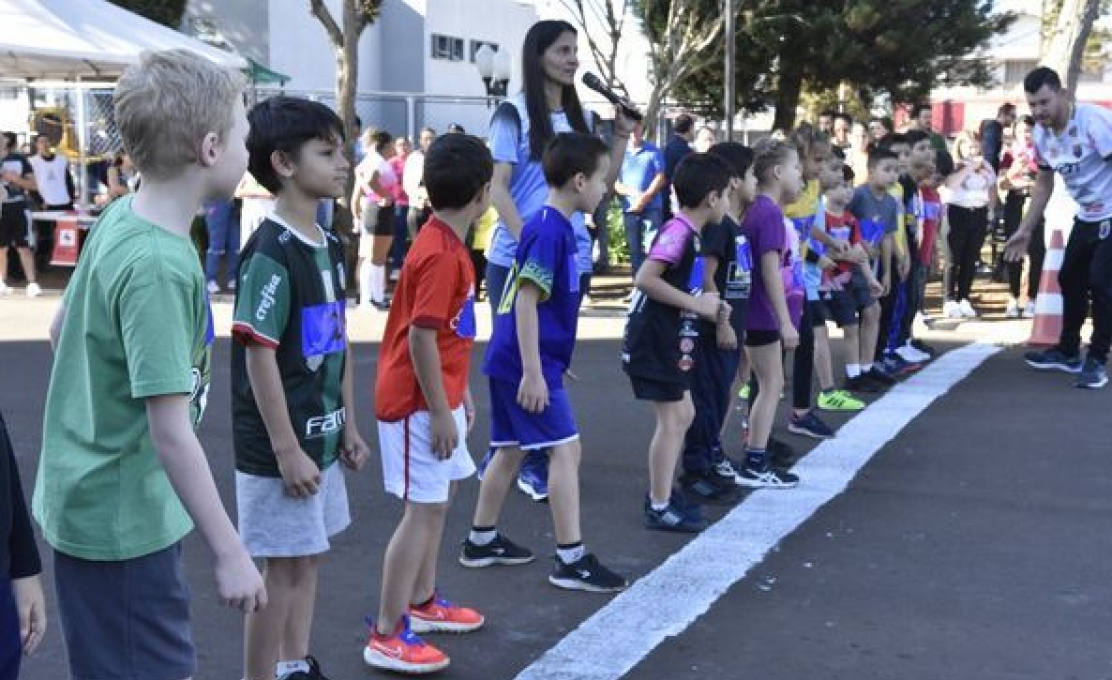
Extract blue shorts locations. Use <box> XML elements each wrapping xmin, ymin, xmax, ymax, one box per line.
<box><xmin>489</xmin><ymin>377</ymin><xmax>578</xmax><ymax>450</ymax></box>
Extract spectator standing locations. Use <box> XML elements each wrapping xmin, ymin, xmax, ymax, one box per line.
<box><xmin>388</xmin><ymin>135</ymin><xmax>411</xmax><ymax>273</ymax></box>
<box><xmin>1</xmin><ymin>131</ymin><xmax>41</xmax><ymax>297</ymax></box>
<box><xmin>943</xmin><ymin>132</ymin><xmax>997</xmax><ymax>319</ymax></box>
<box><xmin>403</xmin><ymin>126</ymin><xmax>436</xmax><ymax>236</ymax></box>
<box><xmin>662</xmin><ymin>114</ymin><xmax>695</xmax><ymax>220</ymax></box>
<box><xmin>981</xmin><ymin>103</ymin><xmax>1017</xmax><ymax>173</ymax></box>
<box><xmin>614</xmin><ymin>119</ymin><xmax>666</xmax><ymax>275</ymax></box>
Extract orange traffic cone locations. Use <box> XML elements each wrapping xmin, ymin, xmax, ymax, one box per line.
<box><xmin>1028</xmin><ymin>227</ymin><xmax>1065</xmax><ymax>347</ymax></box>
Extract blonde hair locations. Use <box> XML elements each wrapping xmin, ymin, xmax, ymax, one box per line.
<box><xmin>951</xmin><ymin>130</ymin><xmax>981</xmax><ymax>163</ymax></box>
<box><xmin>114</xmin><ymin>49</ymin><xmax>244</xmax><ymax>180</ymax></box>
<box><xmin>752</xmin><ymin>138</ymin><xmax>797</xmax><ymax>185</ymax></box>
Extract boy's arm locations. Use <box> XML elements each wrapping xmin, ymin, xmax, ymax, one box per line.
<box><xmin>145</xmin><ymin>394</ymin><xmax>265</xmax><ymax>612</ymax></box>
<box><xmin>409</xmin><ymin>326</ymin><xmax>457</xmax><ymax>458</ymax></box>
<box><xmin>880</xmin><ymin>234</ymin><xmax>894</xmax><ymax>294</ymax></box>
<box><xmin>339</xmin><ymin>344</ymin><xmax>369</xmax><ymax>471</ymax></box>
<box><xmin>490</xmin><ymin>163</ymin><xmax>523</xmax><ymax>239</ymax></box>
<box><xmin>48</xmin><ymin>302</ymin><xmax>66</xmax><ymax>351</ymax></box>
<box><xmin>513</xmin><ymin>282</ymin><xmax>549</xmax><ymax>414</ymax></box>
<box><xmin>634</xmin><ymin>259</ymin><xmax>722</xmax><ymax>321</ymax></box>
<box><xmin>245</xmin><ymin>346</ymin><xmax>322</xmax><ymax>496</ymax></box>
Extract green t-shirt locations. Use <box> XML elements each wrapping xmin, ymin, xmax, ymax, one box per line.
<box><xmin>231</xmin><ymin>217</ymin><xmax>348</xmax><ymax>477</ymax></box>
<box><xmin>33</xmin><ymin>197</ymin><xmax>212</xmax><ymax>561</ymax></box>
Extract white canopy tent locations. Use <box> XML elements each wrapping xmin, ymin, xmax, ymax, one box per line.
<box><xmin>0</xmin><ymin>0</ymin><xmax>246</xmax><ymax>79</ymax></box>
<box><xmin>0</xmin><ymin>0</ymin><xmax>246</xmax><ymax>202</ymax></box>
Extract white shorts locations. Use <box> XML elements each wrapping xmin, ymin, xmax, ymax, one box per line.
<box><xmin>377</xmin><ymin>407</ymin><xmax>476</xmax><ymax>504</ymax></box>
<box><xmin>235</xmin><ymin>461</ymin><xmax>351</xmax><ymax>558</ymax></box>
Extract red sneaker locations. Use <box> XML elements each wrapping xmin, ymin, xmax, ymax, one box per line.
<box><xmin>363</xmin><ymin>615</ymin><xmax>449</xmax><ymax>674</ymax></box>
<box><xmin>409</xmin><ymin>592</ymin><xmax>485</xmax><ymax>634</ymax></box>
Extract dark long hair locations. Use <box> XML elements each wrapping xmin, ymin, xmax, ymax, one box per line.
<box><xmin>520</xmin><ymin>20</ymin><xmax>589</xmax><ymax>160</ymax></box>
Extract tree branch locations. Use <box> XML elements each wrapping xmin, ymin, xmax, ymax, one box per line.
<box><xmin>308</xmin><ymin>0</ymin><xmax>343</xmax><ymax>47</ymax></box>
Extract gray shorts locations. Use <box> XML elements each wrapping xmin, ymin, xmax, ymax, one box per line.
<box><xmin>53</xmin><ymin>543</ymin><xmax>195</xmax><ymax>680</ymax></box>
<box><xmin>236</xmin><ymin>460</ymin><xmax>351</xmax><ymax>558</ymax></box>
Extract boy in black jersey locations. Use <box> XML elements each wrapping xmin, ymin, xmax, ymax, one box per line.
<box><xmin>231</xmin><ymin>96</ymin><xmax>370</xmax><ymax>680</ymax></box>
<box><xmin>622</xmin><ymin>153</ymin><xmax>733</xmax><ymax>533</ymax></box>
<box><xmin>679</xmin><ymin>143</ymin><xmax>756</xmax><ymax>502</ymax></box>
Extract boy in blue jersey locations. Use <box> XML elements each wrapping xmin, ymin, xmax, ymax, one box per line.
<box><xmin>461</xmin><ymin>132</ymin><xmax>628</xmax><ymax>592</ymax></box>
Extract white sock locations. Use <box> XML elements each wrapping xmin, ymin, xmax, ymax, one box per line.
<box><xmin>469</xmin><ymin>528</ymin><xmax>496</xmax><ymax>545</ymax></box>
<box><xmin>370</xmin><ymin>264</ymin><xmax>386</xmax><ymax>303</ymax></box>
<box><xmin>556</xmin><ymin>543</ymin><xmax>586</xmax><ymax>565</ymax></box>
<box><xmin>277</xmin><ymin>659</ymin><xmax>309</xmax><ymax>678</ymax></box>
<box><xmin>650</xmin><ymin>499</ymin><xmax>669</xmax><ymax>511</ymax></box>
<box><xmin>846</xmin><ymin>363</ymin><xmax>861</xmax><ymax>378</ymax></box>
<box><xmin>861</xmin><ymin>363</ymin><xmax>873</xmax><ymax>372</ymax></box>
<box><xmin>358</xmin><ymin>261</ymin><xmax>373</xmax><ymax>306</ymax></box>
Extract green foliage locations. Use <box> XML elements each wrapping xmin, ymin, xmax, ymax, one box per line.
<box><xmin>604</xmin><ymin>198</ymin><xmax>629</xmax><ymax>265</ymax></box>
<box><xmin>644</xmin><ymin>0</ymin><xmax>1014</xmax><ymax>125</ymax></box>
<box><xmin>107</xmin><ymin>0</ymin><xmax>188</xmax><ymax>28</ymax></box>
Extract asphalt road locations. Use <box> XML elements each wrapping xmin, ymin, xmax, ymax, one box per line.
<box><xmin>4</xmin><ymin>304</ymin><xmax>1111</xmax><ymax>680</ymax></box>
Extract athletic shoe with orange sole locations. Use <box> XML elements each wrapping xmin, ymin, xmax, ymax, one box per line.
<box><xmin>408</xmin><ymin>592</ymin><xmax>485</xmax><ymax>634</ymax></box>
<box><xmin>363</xmin><ymin>615</ymin><xmax>449</xmax><ymax>674</ymax></box>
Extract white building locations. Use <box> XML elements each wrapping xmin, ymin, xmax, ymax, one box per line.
<box><xmin>187</xmin><ymin>0</ymin><xmax>541</xmax><ymax>137</ymax></box>
<box><xmin>930</xmin><ymin>0</ymin><xmax>1112</xmax><ymax>134</ymax></box>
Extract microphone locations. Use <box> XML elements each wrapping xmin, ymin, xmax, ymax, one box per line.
<box><xmin>581</xmin><ymin>73</ymin><xmax>643</xmax><ymax>122</ymax></box>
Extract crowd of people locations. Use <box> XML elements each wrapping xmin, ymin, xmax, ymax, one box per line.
<box><xmin>3</xmin><ymin>15</ymin><xmax>1112</xmax><ymax>680</ymax></box>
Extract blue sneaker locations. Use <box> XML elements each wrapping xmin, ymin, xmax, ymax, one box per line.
<box><xmin>644</xmin><ymin>494</ymin><xmax>707</xmax><ymax>533</ymax></box>
<box><xmin>787</xmin><ymin>410</ymin><xmax>835</xmax><ymax>439</ymax></box>
<box><xmin>516</xmin><ymin>453</ymin><xmax>549</xmax><ymax>502</ymax></box>
<box><xmin>1075</xmin><ymin>357</ymin><xmax>1108</xmax><ymax>389</ymax></box>
<box><xmin>1025</xmin><ymin>348</ymin><xmax>1083</xmax><ymax>374</ymax></box>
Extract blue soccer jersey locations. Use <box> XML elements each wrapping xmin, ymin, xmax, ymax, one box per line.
<box><xmin>483</xmin><ymin>206</ymin><xmax>580</xmax><ymax>387</ymax></box>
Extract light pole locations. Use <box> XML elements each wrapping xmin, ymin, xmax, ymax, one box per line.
<box><xmin>475</xmin><ymin>43</ymin><xmax>512</xmax><ymax>107</ymax></box>
<box><xmin>724</xmin><ymin>0</ymin><xmax>735</xmax><ymax>140</ymax></box>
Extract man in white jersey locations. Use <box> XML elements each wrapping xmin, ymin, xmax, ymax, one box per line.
<box><xmin>1006</xmin><ymin>67</ymin><xmax>1112</xmax><ymax>389</ymax></box>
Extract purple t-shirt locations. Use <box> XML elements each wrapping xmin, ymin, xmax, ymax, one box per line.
<box><xmin>741</xmin><ymin>195</ymin><xmax>787</xmax><ymax>331</ymax></box>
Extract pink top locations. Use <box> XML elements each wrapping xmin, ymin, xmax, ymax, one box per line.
<box><xmin>357</xmin><ymin>151</ymin><xmax>396</xmax><ymax>202</ymax></box>
<box><xmin>389</xmin><ymin>155</ymin><xmax>409</xmax><ymax>206</ymax></box>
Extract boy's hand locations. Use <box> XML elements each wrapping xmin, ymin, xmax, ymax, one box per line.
<box><xmin>430</xmin><ymin>408</ymin><xmax>459</xmax><ymax>459</ymax></box>
<box><xmin>830</xmin><ymin>238</ymin><xmax>850</xmax><ymax>255</ymax></box>
<box><xmin>716</xmin><ymin>323</ymin><xmax>738</xmax><ymax>350</ymax></box>
<box><xmin>849</xmin><ymin>245</ymin><xmax>869</xmax><ymax>264</ymax></box>
<box><xmin>517</xmin><ymin>371</ymin><xmax>549</xmax><ymax>414</ymax></box>
<box><xmin>818</xmin><ymin>255</ymin><xmax>837</xmax><ymax>270</ymax></box>
<box><xmin>275</xmin><ymin>446</ymin><xmax>322</xmax><ymax>497</ymax></box>
<box><xmin>12</xmin><ymin>575</ymin><xmax>46</xmax><ymax>656</ymax></box>
<box><xmin>694</xmin><ymin>291</ymin><xmax>724</xmax><ymax>321</ymax></box>
<box><xmin>340</xmin><ymin>427</ymin><xmax>370</xmax><ymax>471</ymax></box>
<box><xmin>781</xmin><ymin>324</ymin><xmax>800</xmax><ymax>350</ymax></box>
<box><xmin>214</xmin><ymin>546</ymin><xmax>267</xmax><ymax>614</ymax></box>
<box><xmin>897</xmin><ymin>254</ymin><xmax>910</xmax><ymax>280</ymax></box>
<box><xmin>463</xmin><ymin>390</ymin><xmax>476</xmax><ymax>433</ymax></box>
<box><xmin>867</xmin><ymin>277</ymin><xmax>885</xmax><ymax>298</ymax></box>
<box><xmin>880</xmin><ymin>275</ymin><xmax>891</xmax><ymax>297</ymax></box>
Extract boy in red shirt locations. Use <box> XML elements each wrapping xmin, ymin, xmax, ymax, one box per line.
<box><xmin>364</xmin><ymin>134</ymin><xmax>493</xmax><ymax>674</ymax></box>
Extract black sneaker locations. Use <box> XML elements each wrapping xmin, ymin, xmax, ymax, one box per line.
<box><xmin>910</xmin><ymin>339</ymin><xmax>937</xmax><ymax>357</ymax></box>
<box><xmin>679</xmin><ymin>471</ymin><xmax>741</xmax><ymax>505</ymax></box>
<box><xmin>1075</xmin><ymin>357</ymin><xmax>1108</xmax><ymax>389</ymax></box>
<box><xmin>737</xmin><ymin>464</ymin><xmax>800</xmax><ymax>489</ymax></box>
<box><xmin>845</xmin><ymin>374</ymin><xmax>880</xmax><ymax>393</ymax></box>
<box><xmin>867</xmin><ymin>364</ymin><xmax>897</xmax><ymax>386</ymax></box>
<box><xmin>644</xmin><ymin>496</ymin><xmax>707</xmax><ymax>533</ymax></box>
<box><xmin>459</xmin><ymin>533</ymin><xmax>535</xmax><ymax>568</ymax></box>
<box><xmin>1025</xmin><ymin>348</ymin><xmax>1083</xmax><ymax>374</ymax></box>
<box><xmin>549</xmin><ymin>553</ymin><xmax>629</xmax><ymax>592</ymax></box>
<box><xmin>279</xmin><ymin>656</ymin><xmax>331</xmax><ymax>680</ymax></box>
<box><xmin>786</xmin><ymin>411</ymin><xmax>835</xmax><ymax>439</ymax></box>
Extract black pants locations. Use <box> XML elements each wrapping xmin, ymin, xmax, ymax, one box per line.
<box><xmin>682</xmin><ymin>334</ymin><xmax>741</xmax><ymax>475</ymax></box>
<box><xmin>1001</xmin><ymin>191</ymin><xmax>1047</xmax><ymax>300</ymax></box>
<box><xmin>947</xmin><ymin>205</ymin><xmax>989</xmax><ymax>301</ymax></box>
<box><xmin>1059</xmin><ymin>218</ymin><xmax>1112</xmax><ymax>363</ymax></box>
<box><xmin>875</xmin><ymin>263</ymin><xmax>901</xmax><ymax>362</ymax></box>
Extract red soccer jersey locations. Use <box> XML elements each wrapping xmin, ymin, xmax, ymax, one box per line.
<box><xmin>824</xmin><ymin>210</ymin><xmax>862</xmax><ymax>277</ymax></box>
<box><xmin>374</xmin><ymin>216</ymin><xmax>476</xmax><ymax>421</ymax></box>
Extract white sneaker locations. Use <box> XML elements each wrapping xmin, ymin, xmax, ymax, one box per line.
<box><xmin>206</xmin><ymin>280</ymin><xmax>221</xmax><ymax>294</ymax></box>
<box><xmin>1005</xmin><ymin>297</ymin><xmax>1020</xmax><ymax>318</ymax></box>
<box><xmin>959</xmin><ymin>299</ymin><xmax>977</xmax><ymax>318</ymax></box>
<box><xmin>25</xmin><ymin>282</ymin><xmax>42</xmax><ymax>298</ymax></box>
<box><xmin>896</xmin><ymin>343</ymin><xmax>930</xmax><ymax>363</ymax></box>
<box><xmin>1023</xmin><ymin>300</ymin><xmax>1036</xmax><ymax>318</ymax></box>
<box><xmin>0</xmin><ymin>280</ymin><xmax>11</xmax><ymax>295</ymax></box>
<box><xmin>943</xmin><ymin>300</ymin><xmax>962</xmax><ymax>318</ymax></box>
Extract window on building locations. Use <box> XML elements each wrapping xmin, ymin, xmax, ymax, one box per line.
<box><xmin>431</xmin><ymin>34</ymin><xmax>465</xmax><ymax>62</ymax></box>
<box><xmin>470</xmin><ymin>40</ymin><xmax>499</xmax><ymax>62</ymax></box>
<box><xmin>1004</xmin><ymin>59</ymin><xmax>1039</xmax><ymax>84</ymax></box>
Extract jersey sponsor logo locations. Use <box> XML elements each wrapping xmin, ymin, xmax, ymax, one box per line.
<box><xmin>189</xmin><ymin>366</ymin><xmax>210</xmax><ymax>423</ymax></box>
<box><xmin>451</xmin><ymin>294</ymin><xmax>477</xmax><ymax>339</ymax></box>
<box><xmin>256</xmin><ymin>274</ymin><xmax>282</xmax><ymax>322</ymax></box>
<box><xmin>305</xmin><ymin>406</ymin><xmax>346</xmax><ymax>438</ymax></box>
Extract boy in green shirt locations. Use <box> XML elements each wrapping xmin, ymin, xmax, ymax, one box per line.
<box><xmin>33</xmin><ymin>49</ymin><xmax>266</xmax><ymax>680</ymax></box>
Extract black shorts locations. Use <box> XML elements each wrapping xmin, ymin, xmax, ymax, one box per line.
<box><xmin>630</xmin><ymin>375</ymin><xmax>687</xmax><ymax>402</ymax></box>
<box><xmin>808</xmin><ymin>299</ymin><xmax>831</xmax><ymax>327</ymax></box>
<box><xmin>0</xmin><ymin>205</ymin><xmax>30</xmax><ymax>248</ymax></box>
<box><xmin>744</xmin><ymin>329</ymin><xmax>780</xmax><ymax>347</ymax></box>
<box><xmin>361</xmin><ymin>202</ymin><xmax>394</xmax><ymax>237</ymax></box>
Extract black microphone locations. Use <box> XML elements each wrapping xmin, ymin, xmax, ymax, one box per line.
<box><xmin>581</xmin><ymin>72</ymin><xmax>643</xmax><ymax>122</ymax></box>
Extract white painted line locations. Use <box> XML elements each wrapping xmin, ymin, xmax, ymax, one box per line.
<box><xmin>513</xmin><ymin>342</ymin><xmax>1001</xmax><ymax>680</ymax></box>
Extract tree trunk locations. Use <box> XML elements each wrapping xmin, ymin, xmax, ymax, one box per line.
<box><xmin>1042</xmin><ymin>0</ymin><xmax>1101</xmax><ymax>97</ymax></box>
<box><xmin>644</xmin><ymin>85</ymin><xmax>666</xmax><ymax>142</ymax></box>
<box><xmin>773</xmin><ymin>64</ymin><xmax>804</xmax><ymax>131</ymax></box>
<box><xmin>339</xmin><ymin>0</ymin><xmax>361</xmax><ymax>146</ymax></box>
